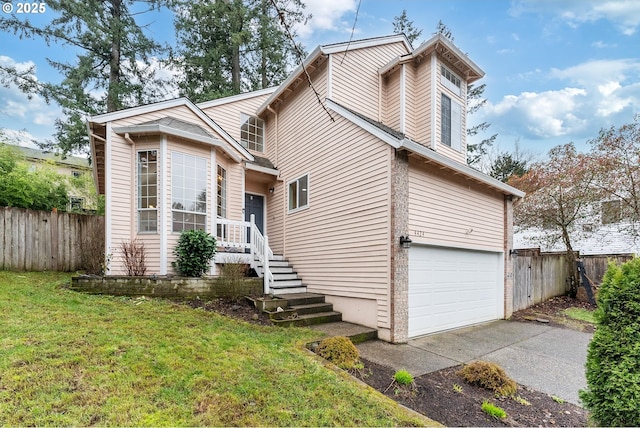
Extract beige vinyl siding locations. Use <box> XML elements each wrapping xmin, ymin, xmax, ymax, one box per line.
<box><xmin>268</xmin><ymin>63</ymin><xmax>394</xmax><ymax>329</ymax></box>
<box><xmin>331</xmin><ymin>42</ymin><xmax>410</xmax><ymax>119</ymax></box>
<box><xmin>404</xmin><ymin>63</ymin><xmax>417</xmax><ymax>139</ymax></box>
<box><xmin>434</xmin><ymin>57</ymin><xmax>467</xmax><ymax>164</ymax></box>
<box><xmin>109</xmin><ymin>134</ymin><xmax>135</xmax><ymax>274</ymax></box>
<box><xmin>412</xmin><ymin>58</ymin><xmax>432</xmax><ymax>147</ymax></box>
<box><xmin>200</xmin><ymin>93</ymin><xmax>271</xmax><ymax>153</ymax></box>
<box><xmin>408</xmin><ymin>157</ymin><xmax>504</xmax><ymax>251</ymax></box>
<box><xmin>382</xmin><ymin>70</ymin><xmax>401</xmax><ymax>132</ymax></box>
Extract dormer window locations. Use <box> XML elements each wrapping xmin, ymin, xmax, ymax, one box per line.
<box><xmin>240</xmin><ymin>113</ymin><xmax>264</xmax><ymax>152</ymax></box>
<box><xmin>441</xmin><ymin>65</ymin><xmax>461</xmax><ymax>97</ymax></box>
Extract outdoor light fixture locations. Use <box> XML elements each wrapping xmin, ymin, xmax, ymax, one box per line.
<box><xmin>399</xmin><ymin>235</ymin><xmax>412</xmax><ymax>249</ymax></box>
<box><xmin>269</xmin><ymin>187</ymin><xmax>275</xmax><ymax>194</ymax></box>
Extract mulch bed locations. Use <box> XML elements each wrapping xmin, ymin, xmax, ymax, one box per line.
<box><xmin>178</xmin><ymin>295</ymin><xmax>593</xmax><ymax>426</ymax></box>
<box><xmin>357</xmin><ymin>359</ymin><xmax>589</xmax><ymax>427</ymax></box>
<box><xmin>510</xmin><ymin>295</ymin><xmax>596</xmax><ymax>333</ymax></box>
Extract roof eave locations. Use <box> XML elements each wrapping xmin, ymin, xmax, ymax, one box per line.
<box><xmin>245</xmin><ymin>162</ymin><xmax>279</xmax><ymax>176</ymax></box>
<box><xmin>113</xmin><ymin>124</ymin><xmax>243</xmax><ymax>163</ymax></box>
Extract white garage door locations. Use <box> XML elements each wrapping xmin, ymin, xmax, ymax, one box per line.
<box><xmin>408</xmin><ymin>245</ymin><xmax>504</xmax><ymax>338</ymax></box>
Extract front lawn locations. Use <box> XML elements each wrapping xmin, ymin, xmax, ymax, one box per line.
<box><xmin>0</xmin><ymin>271</ymin><xmax>430</xmax><ymax>426</ymax></box>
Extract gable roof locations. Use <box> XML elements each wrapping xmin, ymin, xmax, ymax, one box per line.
<box><xmin>15</xmin><ymin>145</ymin><xmax>90</xmax><ymax>169</ymax></box>
<box><xmin>89</xmin><ymin>97</ymin><xmax>253</xmax><ymax>162</ymax></box>
<box><xmin>256</xmin><ymin>34</ymin><xmax>412</xmax><ymax>116</ymax></box>
<box><xmin>326</xmin><ymin>99</ymin><xmax>524</xmax><ymax>198</ymax></box>
<box><xmin>379</xmin><ymin>34</ymin><xmax>484</xmax><ymax>83</ymax></box>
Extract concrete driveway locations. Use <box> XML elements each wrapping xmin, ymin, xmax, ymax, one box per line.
<box><xmin>356</xmin><ymin>320</ymin><xmax>592</xmax><ymax>406</ymax></box>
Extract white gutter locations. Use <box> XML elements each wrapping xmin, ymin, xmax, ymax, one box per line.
<box><xmin>245</xmin><ymin>162</ymin><xmax>279</xmax><ymax>177</ymax></box>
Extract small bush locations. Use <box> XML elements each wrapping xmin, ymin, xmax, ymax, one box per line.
<box><xmin>580</xmin><ymin>258</ymin><xmax>640</xmax><ymax>427</ymax></box>
<box><xmin>316</xmin><ymin>336</ymin><xmax>360</xmax><ymax>370</ymax></box>
<box><xmin>172</xmin><ymin>230</ymin><xmax>216</xmax><ymax>277</ymax></box>
<box><xmin>120</xmin><ymin>239</ymin><xmax>147</xmax><ymax>276</ymax></box>
<box><xmin>393</xmin><ymin>369</ymin><xmax>414</xmax><ymax>385</ymax></box>
<box><xmin>457</xmin><ymin>361</ymin><xmax>517</xmax><ymax>396</ymax></box>
<box><xmin>482</xmin><ymin>400</ymin><xmax>507</xmax><ymax>419</ymax></box>
<box><xmin>218</xmin><ymin>260</ymin><xmax>249</xmax><ymax>300</ymax></box>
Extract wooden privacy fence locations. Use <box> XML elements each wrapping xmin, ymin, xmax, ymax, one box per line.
<box><xmin>513</xmin><ymin>251</ymin><xmax>635</xmax><ymax>312</ymax></box>
<box><xmin>0</xmin><ymin>206</ymin><xmax>104</xmax><ymax>272</ymax></box>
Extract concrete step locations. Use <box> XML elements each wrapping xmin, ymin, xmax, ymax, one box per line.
<box><xmin>276</xmin><ymin>292</ymin><xmax>325</xmax><ymax>306</ymax></box>
<box><xmin>272</xmin><ymin>311</ymin><xmax>342</xmax><ymax>327</ymax></box>
<box><xmin>290</xmin><ymin>302</ymin><xmax>334</xmax><ymax>316</ymax></box>
<box><xmin>271</xmin><ymin>286</ymin><xmax>308</xmax><ymax>295</ymax></box>
<box><xmin>309</xmin><ymin>322</ymin><xmax>378</xmax><ymax>344</ymax></box>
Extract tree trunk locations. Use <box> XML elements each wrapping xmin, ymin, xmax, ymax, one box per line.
<box><xmin>108</xmin><ymin>0</ymin><xmax>122</xmax><ymax>112</ymax></box>
<box><xmin>561</xmin><ymin>225</ymin><xmax>578</xmax><ymax>279</ymax></box>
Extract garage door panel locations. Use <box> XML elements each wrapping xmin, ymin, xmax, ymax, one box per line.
<box><xmin>408</xmin><ymin>246</ymin><xmax>503</xmax><ymax>338</ymax></box>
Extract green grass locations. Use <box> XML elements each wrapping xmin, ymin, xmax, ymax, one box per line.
<box><xmin>563</xmin><ymin>307</ymin><xmax>596</xmax><ymax>324</ymax></box>
<box><xmin>0</xmin><ymin>271</ymin><xmax>433</xmax><ymax>426</ymax></box>
<box><xmin>481</xmin><ymin>400</ymin><xmax>507</xmax><ymax>419</ymax></box>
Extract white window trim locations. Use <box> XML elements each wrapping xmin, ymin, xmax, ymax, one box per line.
<box><xmin>441</xmin><ymin>93</ymin><xmax>463</xmax><ymax>152</ymax></box>
<box><xmin>287</xmin><ymin>173</ymin><xmax>310</xmax><ymax>214</ymax></box>
<box><xmin>136</xmin><ymin>149</ymin><xmax>159</xmax><ymax>234</ymax></box>
<box><xmin>440</xmin><ymin>65</ymin><xmax>462</xmax><ymax>97</ymax></box>
<box><xmin>240</xmin><ymin>112</ymin><xmax>265</xmax><ymax>153</ymax></box>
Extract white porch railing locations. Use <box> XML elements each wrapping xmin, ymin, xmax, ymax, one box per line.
<box><xmin>216</xmin><ymin>215</ymin><xmax>273</xmax><ymax>294</ymax></box>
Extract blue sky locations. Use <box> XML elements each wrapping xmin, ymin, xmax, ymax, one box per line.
<box><xmin>1</xmin><ymin>0</ymin><xmax>639</xmax><ymax>161</ymax></box>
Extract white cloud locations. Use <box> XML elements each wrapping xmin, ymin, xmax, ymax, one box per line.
<box><xmin>0</xmin><ymin>56</ymin><xmax>62</xmax><ymax>145</ymax></box>
<box><xmin>510</xmin><ymin>0</ymin><xmax>640</xmax><ymax>35</ymax></box>
<box><xmin>295</xmin><ymin>0</ymin><xmax>358</xmax><ymax>38</ymax></box>
<box><xmin>549</xmin><ymin>58</ymin><xmax>640</xmax><ymax>87</ymax></box>
<box><xmin>484</xmin><ymin>88</ymin><xmax>588</xmax><ymax>138</ymax></box>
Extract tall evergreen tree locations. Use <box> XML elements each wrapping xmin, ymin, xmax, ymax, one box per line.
<box><xmin>392</xmin><ymin>9</ymin><xmax>423</xmax><ymax>45</ymax></box>
<box><xmin>0</xmin><ymin>0</ymin><xmax>169</xmax><ymax>156</ymax></box>
<box><xmin>172</xmin><ymin>0</ymin><xmax>306</xmax><ymax>103</ymax></box>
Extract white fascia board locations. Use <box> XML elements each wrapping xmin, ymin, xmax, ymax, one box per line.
<box><xmin>321</xmin><ymin>34</ymin><xmax>411</xmax><ymax>54</ymax></box>
<box><xmin>257</xmin><ymin>45</ymin><xmax>324</xmax><ymax>116</ymax></box>
<box><xmin>113</xmin><ymin>124</ymin><xmax>243</xmax><ymax>163</ymax></box>
<box><xmin>257</xmin><ymin>35</ymin><xmax>412</xmax><ymax>116</ymax></box>
<box><xmin>89</xmin><ymin>98</ymin><xmax>190</xmax><ymax>123</ymax></box>
<box><xmin>245</xmin><ymin>162</ymin><xmax>279</xmax><ymax>177</ymax></box>
<box><xmin>414</xmin><ymin>34</ymin><xmax>485</xmax><ymax>78</ymax></box>
<box><xmin>197</xmin><ymin>87</ymin><xmax>277</xmax><ymax>109</ymax></box>
<box><xmin>401</xmin><ymin>138</ymin><xmax>525</xmax><ymax>198</ymax></box>
<box><xmin>89</xmin><ymin>98</ymin><xmax>254</xmax><ymax>163</ymax></box>
<box><xmin>326</xmin><ymin>99</ymin><xmax>401</xmax><ymax>148</ymax></box>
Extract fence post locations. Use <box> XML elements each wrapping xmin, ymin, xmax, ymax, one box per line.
<box><xmin>263</xmin><ymin>235</ymin><xmax>270</xmax><ymax>295</ymax></box>
<box><xmin>249</xmin><ymin>214</ymin><xmax>256</xmax><ymax>258</ymax></box>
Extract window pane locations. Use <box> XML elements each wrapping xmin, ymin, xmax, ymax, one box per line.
<box><xmin>299</xmin><ymin>175</ymin><xmax>308</xmax><ymax>208</ymax></box>
<box><xmin>138</xmin><ymin>150</ymin><xmax>158</xmax><ymax>232</ymax></box>
<box><xmin>441</xmin><ymin>94</ymin><xmax>452</xmax><ymax>147</ymax></box>
<box><xmin>240</xmin><ymin>113</ymin><xmax>264</xmax><ymax>152</ymax></box>
<box><xmin>289</xmin><ymin>181</ymin><xmax>297</xmax><ymax>210</ymax></box>
<box><xmin>172</xmin><ymin>152</ymin><xmax>208</xmax><ymax>232</ymax></box>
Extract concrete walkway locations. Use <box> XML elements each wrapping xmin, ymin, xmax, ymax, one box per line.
<box><xmin>356</xmin><ymin>320</ymin><xmax>592</xmax><ymax>406</ymax></box>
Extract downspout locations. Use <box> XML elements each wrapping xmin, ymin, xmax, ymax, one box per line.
<box><xmin>124</xmin><ymin>132</ymin><xmax>135</xmax><ymax>145</ymax></box>
<box><xmin>400</xmin><ymin>64</ymin><xmax>406</xmax><ymax>134</ymax></box>
<box><xmin>160</xmin><ymin>135</ymin><xmax>168</xmax><ymax>275</ymax></box>
<box><xmin>327</xmin><ymin>54</ymin><xmax>333</xmax><ymax>100</ymax></box>
<box><xmin>105</xmin><ymin>123</ymin><xmax>113</xmax><ymax>273</ymax></box>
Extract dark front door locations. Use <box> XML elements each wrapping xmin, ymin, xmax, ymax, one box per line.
<box><xmin>244</xmin><ymin>193</ymin><xmax>264</xmax><ymax>234</ymax></box>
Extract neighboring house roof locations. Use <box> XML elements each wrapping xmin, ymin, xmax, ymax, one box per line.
<box><xmin>256</xmin><ymin>34</ymin><xmax>412</xmax><ymax>116</ymax></box>
<box><xmin>327</xmin><ymin>99</ymin><xmax>524</xmax><ymax>198</ymax></box>
<box><xmin>379</xmin><ymin>34</ymin><xmax>484</xmax><ymax>83</ymax></box>
<box><xmin>16</xmin><ymin>145</ymin><xmax>90</xmax><ymax>169</ymax></box>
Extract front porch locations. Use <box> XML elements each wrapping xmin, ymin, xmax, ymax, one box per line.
<box><xmin>214</xmin><ymin>216</ymin><xmax>306</xmax><ymax>295</ymax></box>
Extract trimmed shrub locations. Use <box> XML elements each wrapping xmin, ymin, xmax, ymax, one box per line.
<box><xmin>457</xmin><ymin>361</ymin><xmax>517</xmax><ymax>396</ymax></box>
<box><xmin>316</xmin><ymin>336</ymin><xmax>360</xmax><ymax>370</ymax></box>
<box><xmin>580</xmin><ymin>258</ymin><xmax>640</xmax><ymax>427</ymax></box>
<box><xmin>172</xmin><ymin>230</ymin><xmax>216</xmax><ymax>277</ymax></box>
